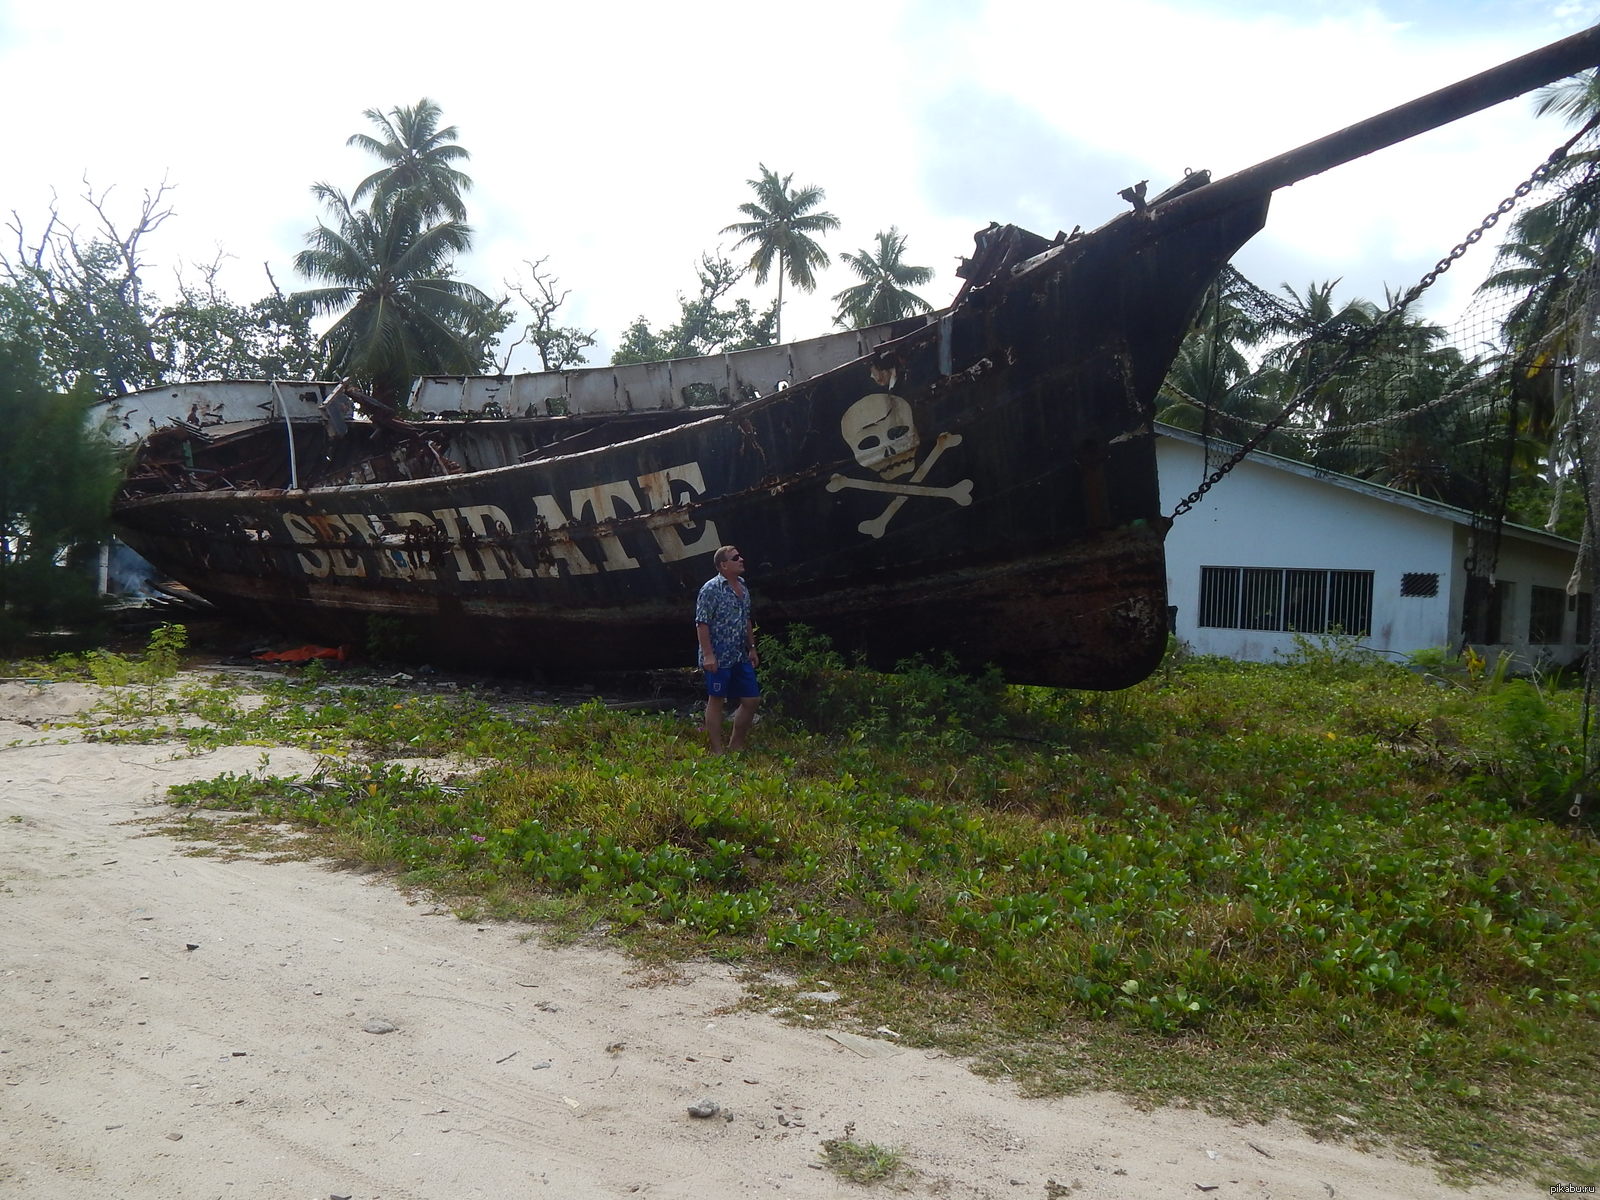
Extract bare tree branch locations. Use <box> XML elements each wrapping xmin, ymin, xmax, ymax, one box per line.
<box><xmin>506</xmin><ymin>256</ymin><xmax>594</xmax><ymax>372</ymax></box>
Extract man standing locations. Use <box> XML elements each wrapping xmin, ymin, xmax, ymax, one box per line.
<box><xmin>695</xmin><ymin>545</ymin><xmax>760</xmax><ymax>754</ymax></box>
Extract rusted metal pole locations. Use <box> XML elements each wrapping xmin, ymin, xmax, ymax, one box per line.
<box><xmin>1153</xmin><ymin>23</ymin><xmax>1600</xmax><ymax>226</ymax></box>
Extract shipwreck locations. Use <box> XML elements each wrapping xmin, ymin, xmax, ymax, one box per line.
<box><xmin>102</xmin><ymin>26</ymin><xmax>1600</xmax><ymax>687</ymax></box>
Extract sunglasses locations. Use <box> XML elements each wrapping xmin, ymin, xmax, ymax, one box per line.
<box><xmin>724</xmin><ymin>554</ymin><xmax>744</xmax><ymax>562</ymax></box>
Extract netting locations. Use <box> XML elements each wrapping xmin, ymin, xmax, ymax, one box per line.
<box><xmin>1164</xmin><ymin>143</ymin><xmax>1600</xmax><ymax>519</ymax></box>
<box><xmin>1567</xmin><ymin>196</ymin><xmax>1600</xmax><ymax>813</ymax></box>
<box><xmin>1162</xmin><ymin>121</ymin><xmax>1600</xmax><ymax>811</ymax></box>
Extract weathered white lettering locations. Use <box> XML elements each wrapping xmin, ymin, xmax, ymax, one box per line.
<box><xmin>283</xmin><ymin>513</ymin><xmax>331</xmax><ymax>577</ymax></box>
<box><xmin>456</xmin><ymin>504</ymin><xmax>535</xmax><ymax>581</ymax></box>
<box><xmin>310</xmin><ymin>514</ymin><xmax>366</xmax><ymax>577</ymax></box>
<box><xmin>637</xmin><ymin>463</ymin><xmax>719</xmax><ymax>562</ymax></box>
<box><xmin>569</xmin><ymin>482</ymin><xmax>644</xmax><ymax>571</ymax></box>
<box><xmin>283</xmin><ymin>458</ymin><xmax>718</xmax><ymax>584</ymax></box>
<box><xmin>390</xmin><ymin>512</ymin><xmax>439</xmax><ymax>581</ymax></box>
<box><xmin>528</xmin><ymin>494</ymin><xmax>599</xmax><ymax>576</ymax></box>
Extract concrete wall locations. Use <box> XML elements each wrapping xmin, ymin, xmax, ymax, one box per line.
<box><xmin>1156</xmin><ymin>436</ymin><xmax>1583</xmax><ymax>667</ymax></box>
<box><xmin>1460</xmin><ymin>531</ymin><xmax>1588</xmax><ymax>669</ymax></box>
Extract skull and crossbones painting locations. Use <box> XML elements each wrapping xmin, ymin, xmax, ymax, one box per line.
<box><xmin>827</xmin><ymin>392</ymin><xmax>973</xmax><ymax>538</ymax></box>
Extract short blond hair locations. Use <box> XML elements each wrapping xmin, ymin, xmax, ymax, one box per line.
<box><xmin>714</xmin><ymin>545</ymin><xmax>741</xmax><ymax>565</ymax></box>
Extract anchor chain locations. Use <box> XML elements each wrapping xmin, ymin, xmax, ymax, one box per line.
<box><xmin>1169</xmin><ymin>126</ymin><xmax>1596</xmax><ymax>521</ymax></box>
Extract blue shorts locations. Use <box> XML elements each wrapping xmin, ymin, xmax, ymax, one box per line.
<box><xmin>705</xmin><ymin>662</ymin><xmax>761</xmax><ymax>700</ymax></box>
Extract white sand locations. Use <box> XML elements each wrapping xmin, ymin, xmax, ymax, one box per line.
<box><xmin>0</xmin><ymin>678</ymin><xmax>1513</xmax><ymax>1198</ymax></box>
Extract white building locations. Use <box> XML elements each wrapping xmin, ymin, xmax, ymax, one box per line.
<box><xmin>1157</xmin><ymin>425</ymin><xmax>1588</xmax><ymax>669</ymax></box>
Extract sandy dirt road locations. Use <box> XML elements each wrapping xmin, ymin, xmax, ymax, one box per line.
<box><xmin>0</xmin><ymin>679</ymin><xmax>1519</xmax><ymax>1199</ymax></box>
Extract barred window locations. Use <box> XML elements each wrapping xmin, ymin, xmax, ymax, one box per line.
<box><xmin>1529</xmin><ymin>585</ymin><xmax>1565</xmax><ymax>643</ymax></box>
<box><xmin>1400</xmin><ymin>572</ymin><xmax>1439</xmax><ymax>597</ymax></box>
<box><xmin>1579</xmin><ymin>592</ymin><xmax>1593</xmax><ymax>647</ymax></box>
<box><xmin>1199</xmin><ymin>567</ymin><xmax>1373</xmax><ymax>635</ymax></box>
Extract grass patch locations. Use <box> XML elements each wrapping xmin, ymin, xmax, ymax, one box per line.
<box><xmin>12</xmin><ymin>625</ymin><xmax>1600</xmax><ymax>1183</ymax></box>
<box><xmin>820</xmin><ymin>1137</ymin><xmax>907</xmax><ymax>1184</ymax></box>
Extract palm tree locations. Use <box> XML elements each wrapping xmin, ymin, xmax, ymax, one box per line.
<box><xmin>1157</xmin><ymin>270</ymin><xmax>1275</xmax><ymax>439</ymax></box>
<box><xmin>721</xmin><ymin>165</ymin><xmax>839</xmax><ymax>342</ymax></box>
<box><xmin>1475</xmin><ymin>74</ymin><xmax>1600</xmax><ymax>513</ymax></box>
<box><xmin>1252</xmin><ymin>280</ymin><xmax>1382</xmax><ymax>432</ymax></box>
<box><xmin>348</xmin><ymin>98</ymin><xmax>473</xmax><ymax>223</ymax></box>
<box><xmin>294</xmin><ymin>184</ymin><xmax>500</xmax><ymax>404</ymax></box>
<box><xmin>831</xmin><ymin>228</ymin><xmax>935</xmax><ymax>328</ymax></box>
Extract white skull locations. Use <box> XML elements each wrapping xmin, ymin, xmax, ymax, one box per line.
<box><xmin>841</xmin><ymin>393</ymin><xmax>919</xmax><ymax>479</ymax></box>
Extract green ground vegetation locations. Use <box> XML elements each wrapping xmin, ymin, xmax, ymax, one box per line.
<box><xmin>8</xmin><ymin>625</ymin><xmax>1599</xmax><ymax>1183</ymax></box>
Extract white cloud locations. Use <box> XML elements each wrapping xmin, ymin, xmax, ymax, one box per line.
<box><xmin>4</xmin><ymin>0</ymin><xmax>1596</xmax><ymax>370</ymax></box>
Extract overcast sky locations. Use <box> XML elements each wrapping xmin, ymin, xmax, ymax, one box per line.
<box><xmin>3</xmin><ymin>0</ymin><xmax>1598</xmax><ymax>373</ymax></box>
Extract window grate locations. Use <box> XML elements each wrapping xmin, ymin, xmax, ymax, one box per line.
<box><xmin>1198</xmin><ymin>567</ymin><xmax>1373</xmax><ymax>636</ymax></box>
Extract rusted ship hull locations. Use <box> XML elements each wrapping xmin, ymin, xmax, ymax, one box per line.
<box><xmin>104</xmin><ymin>18</ymin><xmax>1600</xmax><ymax>688</ymax></box>
<box><xmin>110</xmin><ymin>190</ymin><xmax>1266</xmax><ymax>688</ymax></box>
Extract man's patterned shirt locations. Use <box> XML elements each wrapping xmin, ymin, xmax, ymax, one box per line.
<box><xmin>695</xmin><ymin>575</ymin><xmax>752</xmax><ymax>667</ymax></box>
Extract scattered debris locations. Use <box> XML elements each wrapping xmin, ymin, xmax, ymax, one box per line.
<box><xmin>687</xmin><ymin>1099</ymin><xmax>721</xmax><ymax>1119</ymax></box>
<box><xmin>362</xmin><ymin>1019</ymin><xmax>398</xmax><ymax>1035</ymax></box>
<box><xmin>1247</xmin><ymin>1141</ymin><xmax>1274</xmax><ymax>1158</ymax></box>
<box><xmin>825</xmin><ymin>1030</ymin><xmax>901</xmax><ymax>1058</ymax></box>
<box><xmin>531</xmin><ymin>1060</ymin><xmax>552</xmax><ymax>1070</ymax></box>
<box><xmin>495</xmin><ymin>1050</ymin><xmax>518</xmax><ymax>1064</ymax></box>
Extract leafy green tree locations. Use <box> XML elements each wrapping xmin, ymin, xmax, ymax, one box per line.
<box><xmin>2</xmin><ymin>183</ymin><xmax>171</xmax><ymax>394</ymax></box>
<box><xmin>294</xmin><ymin>102</ymin><xmax>507</xmax><ymax>404</ymax></box>
<box><xmin>830</xmin><ymin>227</ymin><xmax>934</xmax><ymax>328</ymax></box>
<box><xmin>348</xmin><ymin>98</ymin><xmax>474</xmax><ymax>223</ymax></box>
<box><xmin>1479</xmin><ymin>184</ymin><xmax>1600</xmax><ymax>467</ymax></box>
<box><xmin>1254</xmin><ymin>280</ymin><xmax>1382</xmax><ymax>430</ymax></box>
<box><xmin>2</xmin><ymin>182</ymin><xmax>319</xmax><ymax>393</ymax></box>
<box><xmin>1157</xmin><ymin>271</ymin><xmax>1284</xmax><ymax>445</ymax></box>
<box><xmin>155</xmin><ymin>258</ymin><xmax>319</xmax><ymax>382</ymax></box>
<box><xmin>0</xmin><ymin>288</ymin><xmax>121</xmax><ymax>649</ymax></box>
<box><xmin>295</xmin><ymin>185</ymin><xmax>505</xmax><ymax>402</ymax></box>
<box><xmin>612</xmin><ymin>255</ymin><xmax>776</xmax><ymax>366</ymax></box>
<box><xmin>1474</xmin><ymin>72</ymin><xmax>1600</xmax><ymax>507</ymax></box>
<box><xmin>722</xmin><ymin>165</ymin><xmax>838</xmax><ymax>342</ymax></box>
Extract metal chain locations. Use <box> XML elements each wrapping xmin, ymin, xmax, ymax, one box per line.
<box><xmin>1161</xmin><ymin>366</ymin><xmax>1494</xmax><ymax>438</ymax></box>
<box><xmin>1169</xmin><ymin>132</ymin><xmax>1590</xmax><ymax>521</ymax></box>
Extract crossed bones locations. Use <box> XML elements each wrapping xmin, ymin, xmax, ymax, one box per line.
<box><xmin>827</xmin><ymin>432</ymin><xmax>971</xmax><ymax>538</ymax></box>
